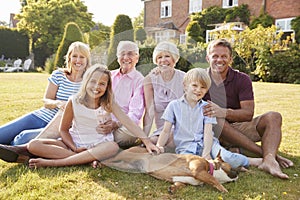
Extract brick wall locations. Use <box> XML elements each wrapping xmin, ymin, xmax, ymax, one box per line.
<box><xmin>144</xmin><ymin>0</ymin><xmax>189</xmax><ymax>33</ymax></box>
<box><xmin>266</xmin><ymin>0</ymin><xmax>300</xmax><ymax>19</ymax></box>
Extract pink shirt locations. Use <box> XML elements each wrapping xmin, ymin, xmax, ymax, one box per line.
<box><xmin>111</xmin><ymin>68</ymin><xmax>145</xmax><ymax>125</ymax></box>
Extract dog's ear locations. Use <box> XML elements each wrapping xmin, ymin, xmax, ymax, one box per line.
<box><xmin>216</xmin><ymin>150</ymin><xmax>224</xmax><ymax>162</ymax></box>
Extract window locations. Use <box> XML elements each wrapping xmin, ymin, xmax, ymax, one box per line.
<box><xmin>189</xmin><ymin>0</ymin><xmax>202</xmax><ymax>13</ymax></box>
<box><xmin>276</xmin><ymin>18</ymin><xmax>295</xmax><ymax>32</ymax></box>
<box><xmin>222</xmin><ymin>0</ymin><xmax>238</xmax><ymax>8</ymax></box>
<box><xmin>155</xmin><ymin>30</ymin><xmax>176</xmax><ymax>43</ymax></box>
<box><xmin>161</xmin><ymin>1</ymin><xmax>172</xmax><ymax>18</ymax></box>
<box><xmin>180</xmin><ymin>34</ymin><xmax>187</xmax><ymax>44</ymax></box>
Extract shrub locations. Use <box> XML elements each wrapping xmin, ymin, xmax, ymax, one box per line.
<box><xmin>255</xmin><ymin>44</ymin><xmax>300</xmax><ymax>83</ymax></box>
<box><xmin>107</xmin><ymin>15</ymin><xmax>134</xmax><ymax>70</ymax></box>
<box><xmin>53</xmin><ymin>22</ymin><xmax>84</xmax><ymax>72</ymax></box>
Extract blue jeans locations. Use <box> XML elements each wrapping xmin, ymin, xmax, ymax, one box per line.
<box><xmin>181</xmin><ymin>138</ymin><xmax>249</xmax><ymax>169</ymax></box>
<box><xmin>11</xmin><ymin>128</ymin><xmax>44</xmax><ymax>145</ymax></box>
<box><xmin>0</xmin><ymin>113</ymin><xmax>47</xmax><ymax>144</ymax></box>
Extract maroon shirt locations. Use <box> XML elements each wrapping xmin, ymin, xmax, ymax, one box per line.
<box><xmin>203</xmin><ymin>67</ymin><xmax>254</xmax><ymax>110</ymax></box>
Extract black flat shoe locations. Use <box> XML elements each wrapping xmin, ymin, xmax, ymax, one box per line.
<box><xmin>0</xmin><ymin>144</ymin><xmax>30</xmax><ymax>163</ymax></box>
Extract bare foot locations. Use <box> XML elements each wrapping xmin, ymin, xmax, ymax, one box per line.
<box><xmin>91</xmin><ymin>160</ymin><xmax>102</xmax><ymax>168</ymax></box>
<box><xmin>258</xmin><ymin>154</ymin><xmax>289</xmax><ymax>179</ymax></box>
<box><xmin>28</xmin><ymin>158</ymin><xmax>54</xmax><ymax>168</ymax></box>
<box><xmin>276</xmin><ymin>155</ymin><xmax>294</xmax><ymax>168</ymax></box>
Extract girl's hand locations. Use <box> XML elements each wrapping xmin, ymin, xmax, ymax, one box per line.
<box><xmin>96</xmin><ymin>120</ymin><xmax>114</xmax><ymax>135</ymax></box>
<box><xmin>141</xmin><ymin>138</ymin><xmax>160</xmax><ymax>154</ymax></box>
<box><xmin>156</xmin><ymin>145</ymin><xmax>164</xmax><ymax>154</ymax></box>
<box><xmin>73</xmin><ymin>147</ymin><xmax>87</xmax><ymax>153</ymax></box>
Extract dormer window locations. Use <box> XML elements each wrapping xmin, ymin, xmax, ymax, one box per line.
<box><xmin>189</xmin><ymin>0</ymin><xmax>202</xmax><ymax>13</ymax></box>
<box><xmin>222</xmin><ymin>0</ymin><xmax>238</xmax><ymax>8</ymax></box>
<box><xmin>161</xmin><ymin>1</ymin><xmax>172</xmax><ymax>18</ymax></box>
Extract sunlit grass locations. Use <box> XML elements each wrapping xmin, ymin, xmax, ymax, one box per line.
<box><xmin>0</xmin><ymin>73</ymin><xmax>299</xmax><ymax>200</ymax></box>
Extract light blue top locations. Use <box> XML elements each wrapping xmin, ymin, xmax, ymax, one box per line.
<box><xmin>32</xmin><ymin>70</ymin><xmax>82</xmax><ymax>123</ymax></box>
<box><xmin>162</xmin><ymin>95</ymin><xmax>217</xmax><ymax>154</ymax></box>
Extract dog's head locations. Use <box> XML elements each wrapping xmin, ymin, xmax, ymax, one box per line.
<box><xmin>210</xmin><ymin>155</ymin><xmax>239</xmax><ymax>184</ymax></box>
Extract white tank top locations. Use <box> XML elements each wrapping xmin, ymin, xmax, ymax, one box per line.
<box><xmin>69</xmin><ymin>96</ymin><xmax>113</xmax><ymax>148</ymax></box>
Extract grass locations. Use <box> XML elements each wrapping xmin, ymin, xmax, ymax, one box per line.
<box><xmin>0</xmin><ymin>73</ymin><xmax>299</xmax><ymax>200</ymax></box>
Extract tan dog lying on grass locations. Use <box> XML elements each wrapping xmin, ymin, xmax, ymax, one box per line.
<box><xmin>102</xmin><ymin>146</ymin><xmax>239</xmax><ymax>193</ymax></box>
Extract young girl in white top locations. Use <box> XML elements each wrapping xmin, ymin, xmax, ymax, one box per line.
<box><xmin>27</xmin><ymin>64</ymin><xmax>159</xmax><ymax>168</ymax></box>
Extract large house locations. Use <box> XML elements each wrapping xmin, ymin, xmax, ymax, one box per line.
<box><xmin>141</xmin><ymin>0</ymin><xmax>300</xmax><ymax>43</ymax></box>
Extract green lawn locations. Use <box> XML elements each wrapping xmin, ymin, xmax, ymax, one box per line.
<box><xmin>0</xmin><ymin>73</ymin><xmax>299</xmax><ymax>200</ymax></box>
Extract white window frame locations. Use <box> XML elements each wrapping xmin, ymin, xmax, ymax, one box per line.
<box><xmin>180</xmin><ymin>34</ymin><xmax>187</xmax><ymax>44</ymax></box>
<box><xmin>161</xmin><ymin>1</ymin><xmax>172</xmax><ymax>18</ymax></box>
<box><xmin>222</xmin><ymin>0</ymin><xmax>238</xmax><ymax>8</ymax></box>
<box><xmin>189</xmin><ymin>0</ymin><xmax>202</xmax><ymax>13</ymax></box>
<box><xmin>275</xmin><ymin>17</ymin><xmax>295</xmax><ymax>32</ymax></box>
<box><xmin>155</xmin><ymin>30</ymin><xmax>176</xmax><ymax>43</ymax></box>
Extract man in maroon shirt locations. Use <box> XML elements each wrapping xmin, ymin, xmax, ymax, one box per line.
<box><xmin>203</xmin><ymin>38</ymin><xmax>293</xmax><ymax>179</ymax></box>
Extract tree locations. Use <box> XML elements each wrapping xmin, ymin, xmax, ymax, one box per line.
<box><xmin>107</xmin><ymin>14</ymin><xmax>134</xmax><ymax>70</ymax></box>
<box><xmin>133</xmin><ymin>10</ymin><xmax>144</xmax><ymax>30</ymax></box>
<box><xmin>191</xmin><ymin>5</ymin><xmax>250</xmax><ymax>40</ymax></box>
<box><xmin>135</xmin><ymin>27</ymin><xmax>147</xmax><ymax>44</ymax></box>
<box><xmin>53</xmin><ymin>22</ymin><xmax>84</xmax><ymax>72</ymax></box>
<box><xmin>249</xmin><ymin>13</ymin><xmax>274</xmax><ymax>29</ymax></box>
<box><xmin>291</xmin><ymin>16</ymin><xmax>300</xmax><ymax>43</ymax></box>
<box><xmin>87</xmin><ymin>23</ymin><xmax>111</xmax><ymax>49</ymax></box>
<box><xmin>186</xmin><ymin>21</ymin><xmax>204</xmax><ymax>45</ymax></box>
<box><xmin>16</xmin><ymin>0</ymin><xmax>94</xmax><ymax>66</ymax></box>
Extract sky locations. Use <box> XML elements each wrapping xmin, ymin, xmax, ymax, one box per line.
<box><xmin>0</xmin><ymin>0</ymin><xmax>144</xmax><ymax>26</ymax></box>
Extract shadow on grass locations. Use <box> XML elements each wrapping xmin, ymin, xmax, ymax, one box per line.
<box><xmin>0</xmin><ymin>150</ymin><xmax>299</xmax><ymax>200</ymax></box>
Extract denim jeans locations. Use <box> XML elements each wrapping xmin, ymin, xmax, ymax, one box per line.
<box><xmin>180</xmin><ymin>138</ymin><xmax>249</xmax><ymax>169</ymax></box>
<box><xmin>11</xmin><ymin>128</ymin><xmax>44</xmax><ymax>145</ymax></box>
<box><xmin>0</xmin><ymin>113</ymin><xmax>47</xmax><ymax>144</ymax></box>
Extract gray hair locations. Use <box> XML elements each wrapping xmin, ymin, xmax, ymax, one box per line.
<box><xmin>117</xmin><ymin>41</ymin><xmax>139</xmax><ymax>57</ymax></box>
<box><xmin>153</xmin><ymin>41</ymin><xmax>180</xmax><ymax>65</ymax></box>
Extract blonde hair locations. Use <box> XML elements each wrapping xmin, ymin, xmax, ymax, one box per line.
<box><xmin>64</xmin><ymin>41</ymin><xmax>91</xmax><ymax>75</ymax></box>
<box><xmin>75</xmin><ymin>64</ymin><xmax>113</xmax><ymax>112</ymax></box>
<box><xmin>183</xmin><ymin>68</ymin><xmax>211</xmax><ymax>89</ymax></box>
<box><xmin>153</xmin><ymin>41</ymin><xmax>180</xmax><ymax>65</ymax></box>
<box><xmin>206</xmin><ymin>38</ymin><xmax>233</xmax><ymax>57</ymax></box>
<box><xmin>116</xmin><ymin>41</ymin><xmax>139</xmax><ymax>57</ymax></box>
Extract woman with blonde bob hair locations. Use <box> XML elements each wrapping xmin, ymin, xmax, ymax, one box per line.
<box><xmin>143</xmin><ymin>41</ymin><xmax>186</xmax><ymax>149</ymax></box>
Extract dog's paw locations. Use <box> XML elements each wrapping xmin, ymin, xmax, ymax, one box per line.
<box><xmin>168</xmin><ymin>185</ymin><xmax>176</xmax><ymax>194</ymax></box>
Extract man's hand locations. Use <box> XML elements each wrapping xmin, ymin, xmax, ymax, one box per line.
<box><xmin>203</xmin><ymin>100</ymin><xmax>226</xmax><ymax>118</ymax></box>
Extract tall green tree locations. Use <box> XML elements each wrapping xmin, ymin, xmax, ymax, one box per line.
<box><xmin>16</xmin><ymin>0</ymin><xmax>94</xmax><ymax>66</ymax></box>
<box><xmin>53</xmin><ymin>22</ymin><xmax>84</xmax><ymax>71</ymax></box>
<box><xmin>107</xmin><ymin>14</ymin><xmax>134</xmax><ymax>70</ymax></box>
